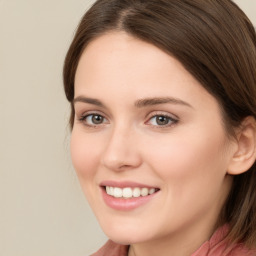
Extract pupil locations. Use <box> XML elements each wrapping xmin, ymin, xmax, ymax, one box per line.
<box><xmin>92</xmin><ymin>115</ymin><xmax>103</xmax><ymax>124</ymax></box>
<box><xmin>157</xmin><ymin>116</ymin><xmax>168</xmax><ymax>125</ymax></box>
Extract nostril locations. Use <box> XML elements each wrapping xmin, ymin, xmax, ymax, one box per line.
<box><xmin>100</xmin><ymin>135</ymin><xmax>142</xmax><ymax>171</ymax></box>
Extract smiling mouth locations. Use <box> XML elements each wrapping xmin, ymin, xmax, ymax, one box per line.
<box><xmin>104</xmin><ymin>186</ymin><xmax>160</xmax><ymax>199</ymax></box>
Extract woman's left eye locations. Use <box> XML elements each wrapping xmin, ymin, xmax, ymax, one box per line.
<box><xmin>147</xmin><ymin>115</ymin><xmax>178</xmax><ymax>127</ymax></box>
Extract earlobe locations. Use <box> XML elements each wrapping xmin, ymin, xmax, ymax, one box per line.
<box><xmin>227</xmin><ymin>116</ymin><xmax>256</xmax><ymax>175</ymax></box>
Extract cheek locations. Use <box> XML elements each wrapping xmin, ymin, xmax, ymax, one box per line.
<box><xmin>144</xmin><ymin>129</ymin><xmax>229</xmax><ymax>187</ymax></box>
<box><xmin>142</xmin><ymin>130</ymin><xmax>231</xmax><ymax>226</ymax></box>
<box><xmin>70</xmin><ymin>130</ymin><xmax>102</xmax><ymax>180</ymax></box>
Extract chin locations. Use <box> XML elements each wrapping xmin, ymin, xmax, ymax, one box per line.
<box><xmin>100</xmin><ymin>221</ymin><xmax>154</xmax><ymax>245</ymax></box>
<box><xmin>107</xmin><ymin>233</ymin><xmax>147</xmax><ymax>245</ymax></box>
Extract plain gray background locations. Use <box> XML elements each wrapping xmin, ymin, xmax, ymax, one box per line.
<box><xmin>0</xmin><ymin>0</ymin><xmax>255</xmax><ymax>255</ymax></box>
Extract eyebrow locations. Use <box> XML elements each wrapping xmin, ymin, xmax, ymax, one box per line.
<box><xmin>134</xmin><ymin>97</ymin><xmax>193</xmax><ymax>108</ymax></box>
<box><xmin>73</xmin><ymin>96</ymin><xmax>106</xmax><ymax>108</ymax></box>
<box><xmin>73</xmin><ymin>96</ymin><xmax>193</xmax><ymax>109</ymax></box>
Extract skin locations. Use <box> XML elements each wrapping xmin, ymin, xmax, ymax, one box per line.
<box><xmin>71</xmin><ymin>32</ymin><xmax>238</xmax><ymax>256</ymax></box>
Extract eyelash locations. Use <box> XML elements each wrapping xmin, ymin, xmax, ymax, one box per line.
<box><xmin>78</xmin><ymin>113</ymin><xmax>108</xmax><ymax>127</ymax></box>
<box><xmin>146</xmin><ymin>113</ymin><xmax>178</xmax><ymax>128</ymax></box>
<box><xmin>78</xmin><ymin>112</ymin><xmax>178</xmax><ymax>128</ymax></box>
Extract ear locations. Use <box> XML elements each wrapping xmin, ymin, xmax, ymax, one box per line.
<box><xmin>227</xmin><ymin>116</ymin><xmax>256</xmax><ymax>175</ymax></box>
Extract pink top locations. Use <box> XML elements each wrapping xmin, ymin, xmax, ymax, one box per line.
<box><xmin>91</xmin><ymin>226</ymin><xmax>256</xmax><ymax>256</ymax></box>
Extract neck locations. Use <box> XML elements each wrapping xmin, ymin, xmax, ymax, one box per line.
<box><xmin>128</xmin><ymin>220</ymin><xmax>217</xmax><ymax>256</ymax></box>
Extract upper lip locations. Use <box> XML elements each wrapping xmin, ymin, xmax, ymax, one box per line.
<box><xmin>100</xmin><ymin>180</ymin><xmax>159</xmax><ymax>189</ymax></box>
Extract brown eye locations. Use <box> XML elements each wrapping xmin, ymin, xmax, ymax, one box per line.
<box><xmin>91</xmin><ymin>115</ymin><xmax>104</xmax><ymax>124</ymax></box>
<box><xmin>82</xmin><ymin>114</ymin><xmax>107</xmax><ymax>125</ymax></box>
<box><xmin>156</xmin><ymin>116</ymin><xmax>170</xmax><ymax>125</ymax></box>
<box><xmin>147</xmin><ymin>115</ymin><xmax>178</xmax><ymax>127</ymax></box>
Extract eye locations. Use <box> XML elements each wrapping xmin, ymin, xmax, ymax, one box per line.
<box><xmin>147</xmin><ymin>114</ymin><xmax>178</xmax><ymax>127</ymax></box>
<box><xmin>80</xmin><ymin>114</ymin><xmax>107</xmax><ymax>126</ymax></box>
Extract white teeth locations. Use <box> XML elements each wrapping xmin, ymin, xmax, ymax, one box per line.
<box><xmin>113</xmin><ymin>187</ymin><xmax>122</xmax><ymax>198</ymax></box>
<box><xmin>133</xmin><ymin>188</ymin><xmax>141</xmax><ymax>198</ymax></box>
<box><xmin>141</xmin><ymin>188</ymin><xmax>148</xmax><ymax>196</ymax></box>
<box><xmin>149</xmin><ymin>188</ymin><xmax>156</xmax><ymax>195</ymax></box>
<box><xmin>122</xmin><ymin>188</ymin><xmax>133</xmax><ymax>198</ymax></box>
<box><xmin>110</xmin><ymin>186</ymin><xmax>114</xmax><ymax>195</ymax></box>
<box><xmin>105</xmin><ymin>186</ymin><xmax>158</xmax><ymax>199</ymax></box>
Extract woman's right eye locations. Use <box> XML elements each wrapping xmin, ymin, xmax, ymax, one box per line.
<box><xmin>79</xmin><ymin>114</ymin><xmax>108</xmax><ymax>126</ymax></box>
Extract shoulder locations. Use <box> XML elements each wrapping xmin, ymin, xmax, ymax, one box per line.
<box><xmin>208</xmin><ymin>242</ymin><xmax>256</xmax><ymax>256</ymax></box>
<box><xmin>91</xmin><ymin>240</ymin><xmax>129</xmax><ymax>256</ymax></box>
<box><xmin>192</xmin><ymin>225</ymin><xmax>256</xmax><ymax>256</ymax></box>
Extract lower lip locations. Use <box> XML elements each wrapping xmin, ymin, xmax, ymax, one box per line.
<box><xmin>101</xmin><ymin>187</ymin><xmax>159</xmax><ymax>211</ymax></box>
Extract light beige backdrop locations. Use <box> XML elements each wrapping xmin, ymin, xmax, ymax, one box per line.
<box><xmin>0</xmin><ymin>1</ymin><xmax>255</xmax><ymax>255</ymax></box>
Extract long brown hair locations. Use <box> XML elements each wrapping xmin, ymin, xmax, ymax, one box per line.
<box><xmin>63</xmin><ymin>0</ymin><xmax>256</xmax><ymax>248</ymax></box>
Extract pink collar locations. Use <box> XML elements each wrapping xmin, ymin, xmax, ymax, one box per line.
<box><xmin>92</xmin><ymin>225</ymin><xmax>256</xmax><ymax>256</ymax></box>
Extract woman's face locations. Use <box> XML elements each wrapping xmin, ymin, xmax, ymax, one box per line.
<box><xmin>71</xmin><ymin>32</ymin><xmax>235</xmax><ymax>245</ymax></box>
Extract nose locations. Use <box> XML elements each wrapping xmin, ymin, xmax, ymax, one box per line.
<box><xmin>100</xmin><ymin>126</ymin><xmax>142</xmax><ymax>172</ymax></box>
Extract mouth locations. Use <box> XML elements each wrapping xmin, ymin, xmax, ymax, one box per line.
<box><xmin>100</xmin><ymin>181</ymin><xmax>160</xmax><ymax>211</ymax></box>
<box><xmin>104</xmin><ymin>186</ymin><xmax>159</xmax><ymax>199</ymax></box>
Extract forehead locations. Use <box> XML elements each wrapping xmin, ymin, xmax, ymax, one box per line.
<box><xmin>74</xmin><ymin>32</ymin><xmax>220</xmax><ymax>114</ymax></box>
<box><xmin>76</xmin><ymin>33</ymin><xmax>198</xmax><ymax>91</ymax></box>
<box><xmin>75</xmin><ymin>32</ymin><xmax>178</xmax><ymax>83</ymax></box>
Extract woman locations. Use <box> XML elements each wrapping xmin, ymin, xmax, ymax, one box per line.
<box><xmin>63</xmin><ymin>0</ymin><xmax>256</xmax><ymax>255</ymax></box>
